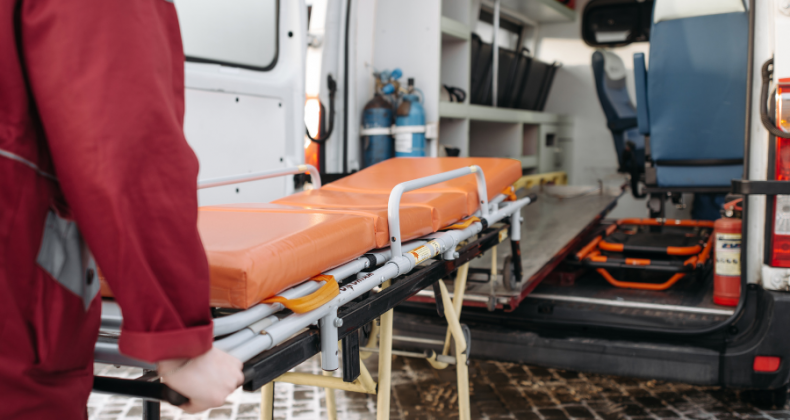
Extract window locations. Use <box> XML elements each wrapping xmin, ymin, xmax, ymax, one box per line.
<box><xmin>174</xmin><ymin>0</ymin><xmax>279</xmax><ymax>71</ymax></box>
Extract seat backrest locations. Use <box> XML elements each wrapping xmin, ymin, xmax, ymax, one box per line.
<box><xmin>592</xmin><ymin>50</ymin><xmax>639</xmax><ymax>169</ymax></box>
<box><xmin>647</xmin><ymin>0</ymin><xmax>747</xmax><ymax>165</ymax></box>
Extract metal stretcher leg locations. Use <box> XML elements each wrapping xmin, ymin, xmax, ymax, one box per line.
<box><xmin>437</xmin><ymin>280</ymin><xmax>471</xmax><ymax>420</ymax></box>
<box><xmin>323</xmin><ymin>370</ymin><xmax>338</xmax><ymax>420</ymax></box>
<box><xmin>142</xmin><ymin>400</ymin><xmax>160</xmax><ymax>420</ymax></box>
<box><xmin>435</xmin><ymin>263</ymin><xmax>470</xmax><ymax>367</ymax></box>
<box><xmin>260</xmin><ymin>382</ymin><xmax>274</xmax><ymax>420</ymax></box>
<box><xmin>376</xmin><ymin>280</ymin><xmax>394</xmax><ymax>420</ymax></box>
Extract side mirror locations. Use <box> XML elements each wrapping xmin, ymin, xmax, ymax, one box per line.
<box><xmin>582</xmin><ymin>0</ymin><xmax>653</xmax><ymax>47</ymax></box>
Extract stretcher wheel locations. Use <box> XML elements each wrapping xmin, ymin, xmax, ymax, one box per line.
<box><xmin>502</xmin><ymin>255</ymin><xmax>520</xmax><ymax>292</ymax></box>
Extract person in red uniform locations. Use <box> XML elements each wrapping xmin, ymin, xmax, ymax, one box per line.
<box><xmin>0</xmin><ymin>0</ymin><xmax>243</xmax><ymax>418</ymax></box>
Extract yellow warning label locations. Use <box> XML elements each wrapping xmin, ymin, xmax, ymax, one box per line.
<box><xmin>499</xmin><ymin>229</ymin><xmax>508</xmax><ymax>243</ymax></box>
<box><xmin>409</xmin><ymin>240</ymin><xmax>441</xmax><ymax>264</ymax></box>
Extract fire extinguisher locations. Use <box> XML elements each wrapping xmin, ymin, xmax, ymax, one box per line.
<box><xmin>713</xmin><ymin>199</ymin><xmax>743</xmax><ymax>306</ymax></box>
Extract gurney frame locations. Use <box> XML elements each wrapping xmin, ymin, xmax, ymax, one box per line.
<box><xmin>93</xmin><ymin>164</ymin><xmax>534</xmax><ymax>420</ymax></box>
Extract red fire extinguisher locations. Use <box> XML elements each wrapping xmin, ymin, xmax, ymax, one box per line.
<box><xmin>713</xmin><ymin>199</ymin><xmax>743</xmax><ymax>306</ymax></box>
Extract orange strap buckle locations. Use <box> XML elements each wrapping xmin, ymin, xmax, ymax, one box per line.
<box><xmin>445</xmin><ymin>216</ymin><xmax>481</xmax><ymax>230</ymax></box>
<box><xmin>263</xmin><ymin>274</ymin><xmax>339</xmax><ymax>313</ymax></box>
<box><xmin>502</xmin><ymin>186</ymin><xmax>518</xmax><ymax>202</ymax></box>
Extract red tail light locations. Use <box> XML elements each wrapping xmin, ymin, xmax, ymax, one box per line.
<box><xmin>754</xmin><ymin>356</ymin><xmax>782</xmax><ymax>373</ymax></box>
<box><xmin>770</xmin><ymin>84</ymin><xmax>790</xmax><ymax>267</ymax></box>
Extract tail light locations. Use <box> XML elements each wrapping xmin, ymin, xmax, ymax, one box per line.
<box><xmin>754</xmin><ymin>356</ymin><xmax>782</xmax><ymax>373</ymax></box>
<box><xmin>770</xmin><ymin>84</ymin><xmax>790</xmax><ymax>267</ymax></box>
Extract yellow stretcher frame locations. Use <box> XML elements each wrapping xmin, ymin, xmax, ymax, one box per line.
<box><xmin>259</xmin><ymin>263</ymin><xmax>473</xmax><ymax>420</ymax></box>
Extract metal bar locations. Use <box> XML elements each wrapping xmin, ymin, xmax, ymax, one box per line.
<box><xmin>241</xmin><ymin>227</ymin><xmax>503</xmax><ymax>392</ymax></box>
<box><xmin>392</xmin><ymin>335</ymin><xmax>444</xmax><ymax>346</ymax></box>
<box><xmin>275</xmin><ymin>372</ymin><xmax>375</xmax><ymax>394</ymax></box>
<box><xmin>143</xmin><ymin>400</ymin><xmax>160</xmax><ymax>420</ymax></box>
<box><xmin>526</xmin><ymin>293</ymin><xmax>736</xmax><ymax>316</ymax></box>
<box><xmin>492</xmin><ymin>0</ymin><xmax>501</xmax><ymax>106</ymax></box>
<box><xmin>92</xmin><ymin>377</ymin><xmax>187</xmax><ymax>406</ymax></box>
<box><xmin>94</xmin><ymin>340</ymin><xmax>155</xmax><ymax>370</ymax></box>
<box><xmin>198</xmin><ymin>164</ymin><xmax>321</xmax><ymax>190</ymax></box>
<box><xmin>213</xmin><ymin>282</ymin><xmax>320</xmax><ymax>337</ymax></box>
<box><xmin>323</xmin><ymin>370</ymin><xmax>338</xmax><ymax>420</ymax></box>
<box><xmin>732</xmin><ymin>179</ymin><xmax>790</xmax><ymax>195</ymax></box>
<box><xmin>442</xmin><ymin>263</ymin><xmax>470</xmax><ymax>356</ymax></box>
<box><xmin>388</xmin><ymin>165</ymin><xmax>489</xmax><ymax>257</ymax></box>
<box><xmin>377</xmin><ymin>280</ymin><xmax>394</xmax><ymax>420</ymax></box>
<box><xmin>260</xmin><ymin>382</ymin><xmax>274</xmax><ymax>420</ymax></box>
<box><xmin>359</xmin><ymin>347</ymin><xmax>456</xmax><ymax>364</ymax></box>
<box><xmin>437</xmin><ymin>280</ymin><xmax>471</xmax><ymax>420</ymax></box>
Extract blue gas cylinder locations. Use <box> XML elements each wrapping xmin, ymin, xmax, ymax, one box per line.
<box><xmin>361</xmin><ymin>94</ymin><xmax>393</xmax><ymax>168</ymax></box>
<box><xmin>394</xmin><ymin>93</ymin><xmax>426</xmax><ymax>157</ymax></box>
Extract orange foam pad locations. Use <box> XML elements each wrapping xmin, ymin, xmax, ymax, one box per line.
<box><xmin>321</xmin><ymin>157</ymin><xmax>522</xmax><ymax>215</ymax></box>
<box><xmin>101</xmin><ymin>158</ymin><xmax>522</xmax><ymax>309</ymax></box>
<box><xmin>274</xmin><ymin>190</ymin><xmax>465</xmax><ymax>246</ymax></box>
<box><xmin>198</xmin><ymin>204</ymin><xmax>379</xmax><ymax>309</ymax></box>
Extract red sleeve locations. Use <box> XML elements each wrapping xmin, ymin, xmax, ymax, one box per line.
<box><xmin>21</xmin><ymin>0</ymin><xmax>213</xmax><ymax>362</ymax></box>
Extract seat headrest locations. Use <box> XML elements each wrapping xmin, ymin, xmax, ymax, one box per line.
<box><xmin>601</xmin><ymin>51</ymin><xmax>626</xmax><ymax>82</ymax></box>
<box><xmin>654</xmin><ymin>0</ymin><xmax>745</xmax><ymax>23</ymax></box>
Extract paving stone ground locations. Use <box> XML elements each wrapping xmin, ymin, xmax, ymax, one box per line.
<box><xmin>90</xmin><ymin>355</ymin><xmax>790</xmax><ymax>420</ymax></box>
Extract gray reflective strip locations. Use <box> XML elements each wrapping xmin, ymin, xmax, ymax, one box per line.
<box><xmin>36</xmin><ymin>211</ymin><xmax>99</xmax><ymax>310</ymax></box>
<box><xmin>0</xmin><ymin>148</ymin><xmax>57</xmax><ymax>181</ymax></box>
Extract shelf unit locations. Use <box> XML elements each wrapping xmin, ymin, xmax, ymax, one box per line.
<box><xmin>370</xmin><ymin>0</ymin><xmax>575</xmax><ymax>175</ymax></box>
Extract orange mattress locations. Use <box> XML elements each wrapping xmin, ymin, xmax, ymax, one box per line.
<box><xmin>101</xmin><ymin>158</ymin><xmax>522</xmax><ymax>309</ymax></box>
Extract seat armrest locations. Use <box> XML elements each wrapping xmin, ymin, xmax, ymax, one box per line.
<box><xmin>633</xmin><ymin>53</ymin><xmax>650</xmax><ymax>135</ymax></box>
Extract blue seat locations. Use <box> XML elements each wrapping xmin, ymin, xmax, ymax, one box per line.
<box><xmin>634</xmin><ymin>2</ymin><xmax>748</xmax><ymax>189</ymax></box>
<box><xmin>592</xmin><ymin>51</ymin><xmax>645</xmax><ymax>191</ymax></box>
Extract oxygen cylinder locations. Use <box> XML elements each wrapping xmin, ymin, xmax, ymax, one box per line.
<box><xmin>361</xmin><ymin>94</ymin><xmax>393</xmax><ymax>168</ymax></box>
<box><xmin>394</xmin><ymin>78</ymin><xmax>426</xmax><ymax>157</ymax></box>
<box><xmin>713</xmin><ymin>216</ymin><xmax>742</xmax><ymax>306</ymax></box>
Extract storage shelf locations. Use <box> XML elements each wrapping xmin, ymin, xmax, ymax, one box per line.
<box><xmin>441</xmin><ymin>17</ymin><xmax>470</xmax><ymax>41</ymax></box>
<box><xmin>519</xmin><ymin>155</ymin><xmax>538</xmax><ymax>169</ymax></box>
<box><xmin>484</xmin><ymin>0</ymin><xmax>576</xmax><ymax>23</ymax></box>
<box><xmin>439</xmin><ymin>102</ymin><xmax>570</xmax><ymax>124</ymax></box>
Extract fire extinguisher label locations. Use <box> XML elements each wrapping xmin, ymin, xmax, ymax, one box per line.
<box><xmin>395</xmin><ymin>132</ymin><xmax>413</xmax><ymax>153</ymax></box>
<box><xmin>715</xmin><ymin>233</ymin><xmax>741</xmax><ymax>276</ymax></box>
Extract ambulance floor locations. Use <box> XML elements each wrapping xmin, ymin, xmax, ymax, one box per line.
<box><xmin>89</xmin><ymin>355</ymin><xmax>790</xmax><ymax>420</ymax></box>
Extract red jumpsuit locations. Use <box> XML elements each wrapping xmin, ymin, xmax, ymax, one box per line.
<box><xmin>0</xmin><ymin>1</ymin><xmax>213</xmax><ymax>418</ymax></box>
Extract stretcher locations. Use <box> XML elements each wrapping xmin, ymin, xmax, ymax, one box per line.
<box><xmin>575</xmin><ymin>218</ymin><xmax>714</xmax><ymax>291</ymax></box>
<box><xmin>92</xmin><ymin>157</ymin><xmax>535</xmax><ymax>420</ymax></box>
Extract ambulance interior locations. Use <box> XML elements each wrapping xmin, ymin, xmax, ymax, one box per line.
<box><xmin>137</xmin><ymin>0</ymin><xmax>764</xmax><ymax>394</ymax></box>
<box><xmin>300</xmin><ymin>0</ymin><xmax>744</xmax><ymax>338</ymax></box>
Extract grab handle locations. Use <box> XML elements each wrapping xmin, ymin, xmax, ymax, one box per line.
<box><xmin>93</xmin><ymin>376</ymin><xmax>188</xmax><ymax>406</ymax></box>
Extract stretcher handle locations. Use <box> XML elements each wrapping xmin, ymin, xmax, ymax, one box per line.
<box><xmin>93</xmin><ymin>376</ymin><xmax>188</xmax><ymax>406</ymax></box>
<box><xmin>525</xmin><ymin>193</ymin><xmax>538</xmax><ymax>204</ymax></box>
<box><xmin>94</xmin><ymin>367</ymin><xmax>258</xmax><ymax>407</ymax></box>
<box><xmin>197</xmin><ymin>165</ymin><xmax>321</xmax><ymax>190</ymax></box>
<box><xmin>388</xmin><ymin>166</ymin><xmax>489</xmax><ymax>258</ymax></box>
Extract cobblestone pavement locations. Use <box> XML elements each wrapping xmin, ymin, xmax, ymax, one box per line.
<box><xmin>90</xmin><ymin>355</ymin><xmax>790</xmax><ymax>420</ymax></box>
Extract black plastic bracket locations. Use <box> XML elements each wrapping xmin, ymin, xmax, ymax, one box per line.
<box><xmin>732</xmin><ymin>179</ymin><xmax>790</xmax><ymax>195</ymax></box>
<box><xmin>341</xmin><ymin>331</ymin><xmax>360</xmax><ymax>383</ymax></box>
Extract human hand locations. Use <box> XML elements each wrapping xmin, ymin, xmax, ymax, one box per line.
<box><xmin>157</xmin><ymin>347</ymin><xmax>244</xmax><ymax>414</ymax></box>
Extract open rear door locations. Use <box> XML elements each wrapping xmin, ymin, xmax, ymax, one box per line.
<box><xmin>173</xmin><ymin>0</ymin><xmax>306</xmax><ymax>205</ymax></box>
